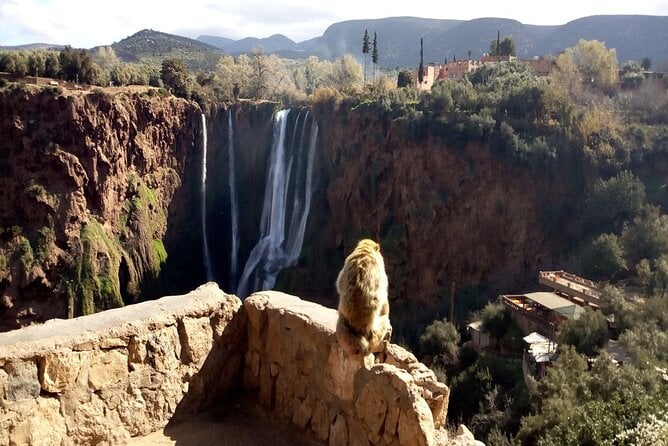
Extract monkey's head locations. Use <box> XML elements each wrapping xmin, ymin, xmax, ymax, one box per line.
<box><xmin>354</xmin><ymin>239</ymin><xmax>380</xmax><ymax>253</ymax></box>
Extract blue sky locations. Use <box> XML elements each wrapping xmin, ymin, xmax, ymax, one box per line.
<box><xmin>1</xmin><ymin>0</ymin><xmax>667</xmax><ymax>47</ymax></box>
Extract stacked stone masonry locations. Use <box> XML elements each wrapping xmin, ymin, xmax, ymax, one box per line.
<box><xmin>0</xmin><ymin>283</ymin><xmax>245</xmax><ymax>445</ymax></box>
<box><xmin>0</xmin><ymin>284</ymin><xmax>479</xmax><ymax>445</ymax></box>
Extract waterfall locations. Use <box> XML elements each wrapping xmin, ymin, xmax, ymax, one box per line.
<box><xmin>201</xmin><ymin>113</ymin><xmax>213</xmax><ymax>281</ymax></box>
<box><xmin>227</xmin><ymin>109</ymin><xmax>240</xmax><ymax>286</ymax></box>
<box><xmin>237</xmin><ymin>109</ymin><xmax>319</xmax><ymax>298</ymax></box>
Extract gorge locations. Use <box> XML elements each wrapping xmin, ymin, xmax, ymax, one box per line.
<box><xmin>1</xmin><ymin>84</ymin><xmax>664</xmax><ymax>338</ymax></box>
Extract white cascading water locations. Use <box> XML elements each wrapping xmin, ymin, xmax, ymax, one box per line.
<box><xmin>227</xmin><ymin>109</ymin><xmax>240</xmax><ymax>285</ymax></box>
<box><xmin>201</xmin><ymin>113</ymin><xmax>213</xmax><ymax>281</ymax></box>
<box><xmin>237</xmin><ymin>109</ymin><xmax>319</xmax><ymax>298</ymax></box>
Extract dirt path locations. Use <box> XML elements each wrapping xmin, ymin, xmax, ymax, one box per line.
<box><xmin>128</xmin><ymin>398</ymin><xmax>323</xmax><ymax>446</ymax></box>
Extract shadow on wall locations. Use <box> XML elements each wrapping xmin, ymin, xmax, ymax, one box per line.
<box><xmin>168</xmin><ymin>298</ymin><xmax>248</xmax><ymax>422</ymax></box>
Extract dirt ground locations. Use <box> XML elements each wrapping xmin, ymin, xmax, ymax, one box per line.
<box><xmin>127</xmin><ymin>398</ymin><xmax>323</xmax><ymax>446</ymax></box>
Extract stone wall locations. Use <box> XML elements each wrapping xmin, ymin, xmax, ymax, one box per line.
<box><xmin>243</xmin><ymin>291</ymin><xmax>472</xmax><ymax>446</ymax></box>
<box><xmin>0</xmin><ymin>285</ymin><xmax>479</xmax><ymax>445</ymax></box>
<box><xmin>0</xmin><ymin>283</ymin><xmax>245</xmax><ymax>445</ymax></box>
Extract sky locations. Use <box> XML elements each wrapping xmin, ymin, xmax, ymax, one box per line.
<box><xmin>1</xmin><ymin>0</ymin><xmax>667</xmax><ymax>48</ymax></box>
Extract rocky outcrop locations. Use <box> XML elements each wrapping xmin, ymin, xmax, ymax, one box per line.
<box><xmin>0</xmin><ymin>283</ymin><xmax>244</xmax><ymax>445</ymax></box>
<box><xmin>0</xmin><ymin>85</ymin><xmax>202</xmax><ymax>330</ymax></box>
<box><xmin>243</xmin><ymin>291</ymin><xmax>467</xmax><ymax>445</ymax></box>
<box><xmin>0</xmin><ymin>285</ymin><xmax>479</xmax><ymax>445</ymax></box>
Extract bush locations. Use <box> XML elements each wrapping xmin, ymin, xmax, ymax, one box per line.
<box><xmin>480</xmin><ymin>302</ymin><xmax>511</xmax><ymax>339</ymax></box>
<box><xmin>556</xmin><ymin>307</ymin><xmax>609</xmax><ymax>356</ymax></box>
<box><xmin>583</xmin><ymin>171</ymin><xmax>646</xmax><ymax>236</ymax></box>
<box><xmin>578</xmin><ymin>233</ymin><xmax>627</xmax><ymax>280</ymax></box>
<box><xmin>419</xmin><ymin>318</ymin><xmax>460</xmax><ymax>364</ymax></box>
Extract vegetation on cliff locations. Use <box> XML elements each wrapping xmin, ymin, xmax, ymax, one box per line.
<box><xmin>0</xmin><ymin>84</ymin><xmax>200</xmax><ymax>328</ymax></box>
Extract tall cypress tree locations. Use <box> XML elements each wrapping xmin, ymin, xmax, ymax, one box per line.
<box><xmin>362</xmin><ymin>29</ymin><xmax>370</xmax><ymax>83</ymax></box>
<box><xmin>418</xmin><ymin>38</ymin><xmax>424</xmax><ymax>84</ymax></box>
<box><xmin>372</xmin><ymin>32</ymin><xmax>378</xmax><ymax>83</ymax></box>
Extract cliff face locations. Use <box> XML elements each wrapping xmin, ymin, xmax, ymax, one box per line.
<box><xmin>0</xmin><ymin>89</ymin><xmax>580</xmax><ymax>334</ymax></box>
<box><xmin>282</xmin><ymin>104</ymin><xmax>575</xmax><ymax>331</ymax></box>
<box><xmin>0</xmin><ymin>86</ymin><xmax>201</xmax><ymax>330</ymax></box>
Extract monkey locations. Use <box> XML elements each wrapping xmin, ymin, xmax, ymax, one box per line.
<box><xmin>335</xmin><ymin>239</ymin><xmax>392</xmax><ymax>356</ymax></box>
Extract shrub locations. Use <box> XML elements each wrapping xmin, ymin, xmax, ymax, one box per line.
<box><xmin>578</xmin><ymin>233</ymin><xmax>627</xmax><ymax>280</ymax></box>
<box><xmin>419</xmin><ymin>318</ymin><xmax>460</xmax><ymax>364</ymax></box>
<box><xmin>556</xmin><ymin>307</ymin><xmax>609</xmax><ymax>356</ymax></box>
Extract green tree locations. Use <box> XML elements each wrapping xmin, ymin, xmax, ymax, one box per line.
<box><xmin>621</xmin><ymin>207</ymin><xmax>668</xmax><ymax>267</ymax></box>
<box><xmin>556</xmin><ymin>308</ymin><xmax>609</xmax><ymax>356</ymax></box>
<box><xmin>397</xmin><ymin>69</ymin><xmax>414</xmax><ymax>88</ymax></box>
<box><xmin>562</xmin><ymin>39</ymin><xmax>619</xmax><ymax>93</ymax></box>
<box><xmin>327</xmin><ymin>54</ymin><xmax>362</xmax><ymax>94</ymax></box>
<box><xmin>92</xmin><ymin>46</ymin><xmax>119</xmax><ymax>71</ymax></box>
<box><xmin>362</xmin><ymin>29</ymin><xmax>370</xmax><ymax>83</ymax></box>
<box><xmin>303</xmin><ymin>55</ymin><xmax>324</xmax><ymax>95</ymax></box>
<box><xmin>372</xmin><ymin>31</ymin><xmax>378</xmax><ymax>83</ymax></box>
<box><xmin>419</xmin><ymin>318</ymin><xmax>460</xmax><ymax>364</ymax></box>
<box><xmin>518</xmin><ymin>345</ymin><xmax>666</xmax><ymax>446</ymax></box>
<box><xmin>160</xmin><ymin>57</ymin><xmax>190</xmax><ymax>98</ymax></box>
<box><xmin>479</xmin><ymin>302</ymin><xmax>510</xmax><ymax>340</ymax></box>
<box><xmin>641</xmin><ymin>57</ymin><xmax>652</xmax><ymax>71</ymax></box>
<box><xmin>1</xmin><ymin>51</ymin><xmax>28</xmax><ymax>76</ymax></box>
<box><xmin>249</xmin><ymin>48</ymin><xmax>270</xmax><ymax>99</ymax></box>
<box><xmin>637</xmin><ymin>255</ymin><xmax>668</xmax><ymax>298</ymax></box>
<box><xmin>26</xmin><ymin>51</ymin><xmax>46</xmax><ymax>78</ymax></box>
<box><xmin>583</xmin><ymin>170</ymin><xmax>646</xmax><ymax>236</ymax></box>
<box><xmin>489</xmin><ymin>36</ymin><xmax>516</xmax><ymax>56</ymax></box>
<box><xmin>578</xmin><ymin>233</ymin><xmax>627</xmax><ymax>280</ymax></box>
<box><xmin>43</xmin><ymin>51</ymin><xmax>60</xmax><ymax>78</ymax></box>
<box><xmin>59</xmin><ymin>46</ymin><xmax>100</xmax><ymax>84</ymax></box>
<box><xmin>418</xmin><ymin>38</ymin><xmax>424</xmax><ymax>85</ymax></box>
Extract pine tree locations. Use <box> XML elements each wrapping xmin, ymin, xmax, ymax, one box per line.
<box><xmin>372</xmin><ymin>32</ymin><xmax>378</xmax><ymax>83</ymax></box>
<box><xmin>362</xmin><ymin>29</ymin><xmax>370</xmax><ymax>83</ymax></box>
<box><xmin>418</xmin><ymin>38</ymin><xmax>424</xmax><ymax>85</ymax></box>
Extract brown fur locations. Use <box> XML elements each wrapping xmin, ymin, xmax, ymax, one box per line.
<box><xmin>335</xmin><ymin>239</ymin><xmax>392</xmax><ymax>355</ymax></box>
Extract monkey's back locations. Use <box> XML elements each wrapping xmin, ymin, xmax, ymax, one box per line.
<box><xmin>336</xmin><ymin>240</ymin><xmax>388</xmax><ymax>334</ymax></box>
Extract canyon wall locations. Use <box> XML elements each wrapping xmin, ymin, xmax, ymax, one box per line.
<box><xmin>280</xmin><ymin>102</ymin><xmax>579</xmax><ymax>336</ymax></box>
<box><xmin>0</xmin><ymin>86</ymin><xmax>580</xmax><ymax>337</ymax></box>
<box><xmin>0</xmin><ymin>86</ymin><xmax>203</xmax><ymax>329</ymax></box>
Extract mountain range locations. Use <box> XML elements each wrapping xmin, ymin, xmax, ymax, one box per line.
<box><xmin>3</xmin><ymin>15</ymin><xmax>667</xmax><ymax>70</ymax></box>
<box><xmin>196</xmin><ymin>15</ymin><xmax>668</xmax><ymax>69</ymax></box>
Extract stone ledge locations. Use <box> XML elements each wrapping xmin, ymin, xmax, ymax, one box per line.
<box><xmin>0</xmin><ymin>282</ymin><xmax>237</xmax><ymax>360</ymax></box>
<box><xmin>243</xmin><ymin>290</ymin><xmax>458</xmax><ymax>446</ymax></box>
<box><xmin>0</xmin><ymin>283</ymin><xmax>245</xmax><ymax>445</ymax></box>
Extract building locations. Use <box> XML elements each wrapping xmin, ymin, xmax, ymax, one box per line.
<box><xmin>466</xmin><ymin>320</ymin><xmax>491</xmax><ymax>351</ymax></box>
<box><xmin>415</xmin><ymin>55</ymin><xmax>555</xmax><ymax>91</ymax></box>
<box><xmin>538</xmin><ymin>270</ymin><xmax>602</xmax><ymax>308</ymax></box>
<box><xmin>522</xmin><ymin>331</ymin><xmax>557</xmax><ymax>382</ymax></box>
<box><xmin>503</xmin><ymin>291</ymin><xmax>585</xmax><ymax>338</ymax></box>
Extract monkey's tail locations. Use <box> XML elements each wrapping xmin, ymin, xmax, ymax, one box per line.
<box><xmin>336</xmin><ymin>317</ymin><xmax>370</xmax><ymax>356</ymax></box>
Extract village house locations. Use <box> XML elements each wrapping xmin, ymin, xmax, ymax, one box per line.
<box><xmin>416</xmin><ymin>54</ymin><xmax>554</xmax><ymax>90</ymax></box>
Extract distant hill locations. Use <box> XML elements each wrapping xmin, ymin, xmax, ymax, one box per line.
<box><xmin>0</xmin><ymin>43</ymin><xmax>64</xmax><ymax>51</ymax></box>
<box><xmin>6</xmin><ymin>15</ymin><xmax>668</xmax><ymax>71</ymax></box>
<box><xmin>196</xmin><ymin>35</ymin><xmax>235</xmax><ymax>49</ymax></box>
<box><xmin>195</xmin><ymin>15</ymin><xmax>668</xmax><ymax>69</ymax></box>
<box><xmin>296</xmin><ymin>17</ymin><xmax>460</xmax><ymax>66</ymax></box>
<box><xmin>197</xmin><ymin>34</ymin><xmax>297</xmax><ymax>54</ymax></box>
<box><xmin>537</xmin><ymin>15</ymin><xmax>668</xmax><ymax>64</ymax></box>
<box><xmin>112</xmin><ymin>29</ymin><xmax>224</xmax><ymax>70</ymax></box>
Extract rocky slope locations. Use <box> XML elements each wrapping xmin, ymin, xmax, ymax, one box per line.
<box><xmin>0</xmin><ymin>85</ymin><xmax>202</xmax><ymax>330</ymax></box>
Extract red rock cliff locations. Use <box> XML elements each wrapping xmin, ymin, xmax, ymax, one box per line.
<box><xmin>0</xmin><ymin>86</ymin><xmax>201</xmax><ymax>330</ymax></box>
<box><xmin>283</xmin><ymin>103</ymin><xmax>573</xmax><ymax>334</ymax></box>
